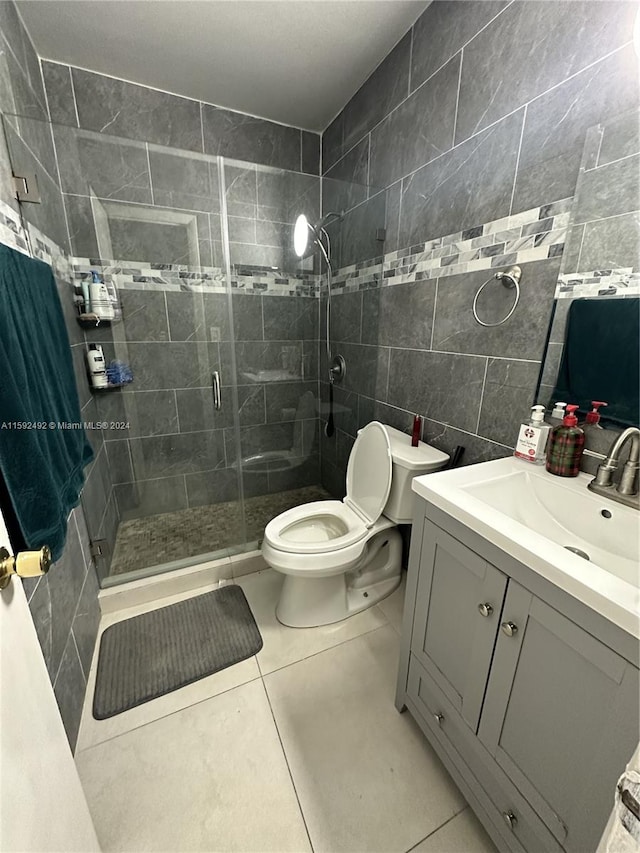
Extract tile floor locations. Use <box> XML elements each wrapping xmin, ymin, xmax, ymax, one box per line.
<box><xmin>110</xmin><ymin>485</ymin><xmax>331</xmax><ymax>576</ymax></box>
<box><xmin>75</xmin><ymin>570</ymin><xmax>497</xmax><ymax>853</ymax></box>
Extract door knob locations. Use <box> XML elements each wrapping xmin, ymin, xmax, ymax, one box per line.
<box><xmin>502</xmin><ymin>810</ymin><xmax>518</xmax><ymax>830</ymax></box>
<box><xmin>433</xmin><ymin>712</ymin><xmax>444</xmax><ymax>726</ymax></box>
<box><xmin>477</xmin><ymin>602</ymin><xmax>493</xmax><ymax>617</ymax></box>
<box><xmin>0</xmin><ymin>546</ymin><xmax>51</xmax><ymax>590</ymax></box>
<box><xmin>501</xmin><ymin>621</ymin><xmax>518</xmax><ymax>637</ymax></box>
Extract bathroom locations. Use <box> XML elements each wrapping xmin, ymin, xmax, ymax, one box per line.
<box><xmin>1</xmin><ymin>0</ymin><xmax>639</xmax><ymax>850</ymax></box>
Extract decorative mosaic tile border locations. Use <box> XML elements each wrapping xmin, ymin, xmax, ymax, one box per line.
<box><xmin>330</xmin><ymin>199</ymin><xmax>572</xmax><ymax>294</ymax></box>
<box><xmin>70</xmin><ymin>259</ymin><xmax>319</xmax><ymax>298</ymax></box>
<box><xmin>556</xmin><ymin>268</ymin><xmax>640</xmax><ymax>298</ymax></box>
<box><xmin>0</xmin><ymin>197</ymin><xmax>320</xmax><ymax>298</ymax></box>
<box><xmin>0</xmin><ymin>200</ymin><xmax>72</xmax><ymax>282</ymax></box>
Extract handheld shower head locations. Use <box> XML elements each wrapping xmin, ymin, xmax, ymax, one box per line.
<box><xmin>293</xmin><ymin>212</ymin><xmax>342</xmax><ymax>263</ymax></box>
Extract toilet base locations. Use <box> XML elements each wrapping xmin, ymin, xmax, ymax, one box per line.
<box><xmin>275</xmin><ymin>527</ymin><xmax>403</xmax><ymax>628</ymax></box>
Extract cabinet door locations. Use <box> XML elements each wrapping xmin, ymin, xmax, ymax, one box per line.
<box><xmin>479</xmin><ymin>582</ymin><xmax>640</xmax><ymax>853</ymax></box>
<box><xmin>412</xmin><ymin>522</ymin><xmax>508</xmax><ymax>731</ymax></box>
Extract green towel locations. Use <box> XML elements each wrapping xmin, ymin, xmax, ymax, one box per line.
<box><xmin>552</xmin><ymin>297</ymin><xmax>640</xmax><ymax>428</ymax></box>
<box><xmin>0</xmin><ymin>244</ymin><xmax>94</xmax><ymax>560</ymax></box>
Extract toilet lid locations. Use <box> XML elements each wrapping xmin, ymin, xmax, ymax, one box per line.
<box><xmin>345</xmin><ymin>421</ymin><xmax>392</xmax><ymax>527</ymax></box>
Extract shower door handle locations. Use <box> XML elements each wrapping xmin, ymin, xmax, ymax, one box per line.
<box><xmin>212</xmin><ymin>371</ymin><xmax>222</xmax><ymax>410</ymax></box>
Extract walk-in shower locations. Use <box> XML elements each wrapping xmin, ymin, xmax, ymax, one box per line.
<box><xmin>3</xmin><ymin>111</ymin><xmax>385</xmax><ymax>588</ymax></box>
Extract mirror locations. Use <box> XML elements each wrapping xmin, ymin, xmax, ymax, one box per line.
<box><xmin>537</xmin><ymin>108</ymin><xmax>640</xmax><ymax>428</ymax></box>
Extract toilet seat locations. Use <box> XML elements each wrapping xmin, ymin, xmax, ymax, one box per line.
<box><xmin>264</xmin><ymin>500</ymin><xmax>368</xmax><ymax>555</ymax></box>
<box><xmin>264</xmin><ymin>422</ymin><xmax>393</xmax><ymax>558</ymax></box>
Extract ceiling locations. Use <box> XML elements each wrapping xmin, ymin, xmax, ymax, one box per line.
<box><xmin>17</xmin><ymin>1</ymin><xmax>428</xmax><ymax>131</ymax></box>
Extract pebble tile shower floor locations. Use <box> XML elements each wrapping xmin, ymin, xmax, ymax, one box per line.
<box><xmin>75</xmin><ymin>571</ymin><xmax>498</xmax><ymax>852</ymax></box>
<box><xmin>110</xmin><ymin>485</ymin><xmax>331</xmax><ymax>575</ymax></box>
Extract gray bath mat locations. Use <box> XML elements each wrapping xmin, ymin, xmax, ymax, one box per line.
<box><xmin>93</xmin><ymin>585</ymin><xmax>263</xmax><ymax>720</ymax></box>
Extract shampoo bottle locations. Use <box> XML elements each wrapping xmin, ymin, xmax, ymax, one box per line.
<box><xmin>89</xmin><ymin>271</ymin><xmax>115</xmax><ymax>321</ymax></box>
<box><xmin>514</xmin><ymin>405</ymin><xmax>551</xmax><ymax>464</ymax></box>
<box><xmin>545</xmin><ymin>404</ymin><xmax>585</xmax><ymax>477</ymax></box>
<box><xmin>86</xmin><ymin>344</ymin><xmax>108</xmax><ymax>389</ymax></box>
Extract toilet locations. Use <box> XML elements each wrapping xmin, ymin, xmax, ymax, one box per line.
<box><xmin>261</xmin><ymin>421</ymin><xmax>449</xmax><ymax>627</ymax></box>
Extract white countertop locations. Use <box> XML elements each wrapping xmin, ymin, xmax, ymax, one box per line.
<box><xmin>412</xmin><ymin>457</ymin><xmax>640</xmax><ymax>640</ymax></box>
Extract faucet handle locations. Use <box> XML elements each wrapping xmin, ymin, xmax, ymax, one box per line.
<box><xmin>592</xmin><ymin>460</ymin><xmax>617</xmax><ymax>487</ymax></box>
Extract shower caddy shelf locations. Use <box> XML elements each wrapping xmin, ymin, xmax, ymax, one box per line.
<box><xmin>76</xmin><ymin>313</ymin><xmax>121</xmax><ymax>329</ymax></box>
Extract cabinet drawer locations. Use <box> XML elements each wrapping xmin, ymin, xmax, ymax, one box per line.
<box><xmin>407</xmin><ymin>654</ymin><xmax>563</xmax><ymax>853</ymax></box>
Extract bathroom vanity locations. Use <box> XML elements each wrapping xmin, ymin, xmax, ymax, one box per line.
<box><xmin>396</xmin><ymin>458</ymin><xmax>640</xmax><ymax>853</ymax></box>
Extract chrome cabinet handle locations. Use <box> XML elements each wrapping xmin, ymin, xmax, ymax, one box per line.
<box><xmin>502</xmin><ymin>810</ymin><xmax>517</xmax><ymax>830</ymax></box>
<box><xmin>501</xmin><ymin>621</ymin><xmax>518</xmax><ymax>637</ymax></box>
<box><xmin>434</xmin><ymin>713</ymin><xmax>444</xmax><ymax>726</ymax></box>
<box><xmin>212</xmin><ymin>371</ymin><xmax>221</xmax><ymax>410</ymax></box>
<box><xmin>478</xmin><ymin>602</ymin><xmax>493</xmax><ymax>617</ymax></box>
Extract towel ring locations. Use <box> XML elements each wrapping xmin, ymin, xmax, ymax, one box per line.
<box><xmin>472</xmin><ymin>265</ymin><xmax>522</xmax><ymax>327</ymax></box>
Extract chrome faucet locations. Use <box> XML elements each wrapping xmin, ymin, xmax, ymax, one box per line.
<box><xmin>588</xmin><ymin>427</ymin><xmax>640</xmax><ymax>509</ymax></box>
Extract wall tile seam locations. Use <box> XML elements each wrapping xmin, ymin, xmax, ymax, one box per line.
<box><xmin>72</xmin><ymin>507</ymin><xmax>92</xmax><ymax>578</ymax></box>
<box><xmin>7</xmin><ymin>121</ymin><xmax>59</xmax><ymax>186</ymax></box>
<box><xmin>51</xmin><ymin>588</ymin><xmax>88</xmax><ymax>690</ymax></box>
<box><xmin>0</xmin><ymin>30</ymin><xmax>26</xmax><ymax>81</ymax></box>
<box><xmin>24</xmin><ymin>574</ymin><xmax>41</xmax><ymax>603</ymax></box>
<box><xmin>475</xmin><ymin>358</ymin><xmax>490</xmax><ymax>435</ymax></box>
<box><xmin>508</xmin><ymin>102</ymin><xmax>528</xmax><ymax>216</ymax></box>
<box><xmin>102</xmin><ymin>419</ymin><xmax>318</xmax><ymax>445</ymax></box>
<box><xmin>47</xmin><ymin>60</ymin><xmax>321</xmax><ymax>136</ymax></box>
<box><xmin>451</xmin><ymin>49</ymin><xmax>464</xmax><ymax>149</ymax></box>
<box><xmin>322</xmin><ymin>39</ymin><xmax>634</xmax><ymax>180</ymax></box>
<box><xmin>0</xmin><ymin>31</ymin><xmax>45</xmax><ymax>115</ymax></box>
<box><xmin>408</xmin><ymin>0</ymin><xmax>517</xmax><ymax>101</ymax></box>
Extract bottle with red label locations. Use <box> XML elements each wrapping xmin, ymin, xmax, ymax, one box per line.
<box><xmin>514</xmin><ymin>405</ymin><xmax>551</xmax><ymax>464</ymax></box>
<box><xmin>545</xmin><ymin>404</ymin><xmax>585</xmax><ymax>477</ymax></box>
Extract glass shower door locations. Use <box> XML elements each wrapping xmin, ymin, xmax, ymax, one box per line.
<box><xmin>219</xmin><ymin>157</ymin><xmax>327</xmax><ymax>547</ymax></box>
<box><xmin>2</xmin><ymin>114</ymin><xmax>246</xmax><ymax>585</ymax></box>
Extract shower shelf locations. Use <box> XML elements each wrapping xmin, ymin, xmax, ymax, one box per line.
<box><xmin>77</xmin><ymin>313</ymin><xmax>112</xmax><ymax>328</ymax></box>
<box><xmin>76</xmin><ymin>313</ymin><xmax>122</xmax><ymax>328</ymax></box>
<box><xmin>90</xmin><ymin>383</ymin><xmax>130</xmax><ymax>392</ymax></box>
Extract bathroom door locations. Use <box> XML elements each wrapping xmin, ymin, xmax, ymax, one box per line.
<box><xmin>0</xmin><ymin>508</ymin><xmax>100</xmax><ymax>852</ymax></box>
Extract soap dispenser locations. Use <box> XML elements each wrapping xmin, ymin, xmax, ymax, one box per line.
<box><xmin>545</xmin><ymin>404</ymin><xmax>585</xmax><ymax>477</ymax></box>
<box><xmin>584</xmin><ymin>401</ymin><xmax>607</xmax><ymax>428</ymax></box>
<box><xmin>514</xmin><ymin>405</ymin><xmax>551</xmax><ymax>464</ymax></box>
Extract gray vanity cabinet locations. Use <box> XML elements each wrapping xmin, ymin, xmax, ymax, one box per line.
<box><xmin>397</xmin><ymin>508</ymin><xmax>640</xmax><ymax>853</ymax></box>
<box><xmin>479</xmin><ymin>581</ymin><xmax>640</xmax><ymax>853</ymax></box>
<box><xmin>411</xmin><ymin>524</ymin><xmax>507</xmax><ymax>731</ymax></box>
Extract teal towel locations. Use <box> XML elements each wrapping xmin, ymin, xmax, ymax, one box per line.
<box><xmin>0</xmin><ymin>244</ymin><xmax>94</xmax><ymax>560</ymax></box>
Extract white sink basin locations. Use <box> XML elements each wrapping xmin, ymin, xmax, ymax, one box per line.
<box><xmin>412</xmin><ymin>457</ymin><xmax>640</xmax><ymax>638</ymax></box>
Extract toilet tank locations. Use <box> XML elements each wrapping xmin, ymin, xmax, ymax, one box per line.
<box><xmin>382</xmin><ymin>425</ymin><xmax>450</xmax><ymax>523</ymax></box>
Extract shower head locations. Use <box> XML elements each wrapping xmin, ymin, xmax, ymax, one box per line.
<box><xmin>293</xmin><ymin>212</ymin><xmax>342</xmax><ymax>261</ymax></box>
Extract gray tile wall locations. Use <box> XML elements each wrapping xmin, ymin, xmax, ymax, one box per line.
<box><xmin>319</xmin><ymin>0</ymin><xmax>639</xmax><ymax>493</ymax></box>
<box><xmin>0</xmin><ymin>1</ymin><xmax>100</xmax><ymax>752</ymax></box>
<box><xmin>38</xmin><ymin>56</ymin><xmax>324</xmax><ymax>564</ymax></box>
<box><xmin>87</xmin><ymin>290</ymin><xmax>320</xmax><ymax>526</ymax></box>
<box><xmin>39</xmin><ymin>69</ymin><xmax>321</xmax><ymax>273</ymax></box>
<box><xmin>42</xmin><ymin>59</ymin><xmax>320</xmax><ymax>174</ymax></box>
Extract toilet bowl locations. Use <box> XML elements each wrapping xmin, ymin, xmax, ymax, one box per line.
<box><xmin>262</xmin><ymin>422</ymin><xmax>449</xmax><ymax>627</ymax></box>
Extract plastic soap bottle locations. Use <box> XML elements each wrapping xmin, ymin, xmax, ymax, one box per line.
<box><xmin>545</xmin><ymin>404</ymin><xmax>585</xmax><ymax>477</ymax></box>
<box><xmin>584</xmin><ymin>401</ymin><xmax>607</xmax><ymax>428</ymax></box>
<box><xmin>551</xmin><ymin>401</ymin><xmax>567</xmax><ymax>420</ymax></box>
<box><xmin>514</xmin><ymin>405</ymin><xmax>551</xmax><ymax>464</ymax></box>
